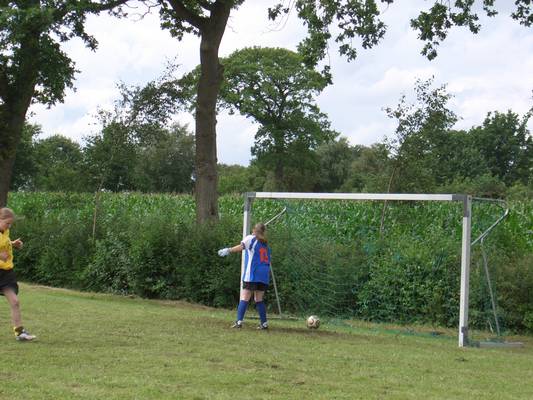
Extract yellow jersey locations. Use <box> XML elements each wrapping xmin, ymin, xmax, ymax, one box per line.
<box><xmin>0</xmin><ymin>228</ymin><xmax>14</xmax><ymax>270</ymax></box>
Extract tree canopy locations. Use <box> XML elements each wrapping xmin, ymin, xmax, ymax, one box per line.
<box><xmin>3</xmin><ymin>0</ymin><xmax>532</xmax><ymax>210</ymax></box>
<box><xmin>0</xmin><ymin>0</ymin><xmax>128</xmax><ymax>205</ymax></box>
<box><xmin>153</xmin><ymin>0</ymin><xmax>533</xmax><ymax>221</ymax></box>
<box><xmin>220</xmin><ymin>47</ymin><xmax>337</xmax><ymax>190</ymax></box>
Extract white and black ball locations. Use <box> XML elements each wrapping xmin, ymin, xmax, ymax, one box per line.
<box><xmin>306</xmin><ymin>315</ymin><xmax>320</xmax><ymax>329</ymax></box>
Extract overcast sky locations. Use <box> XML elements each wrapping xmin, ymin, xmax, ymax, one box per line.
<box><xmin>29</xmin><ymin>1</ymin><xmax>533</xmax><ymax>166</ymax></box>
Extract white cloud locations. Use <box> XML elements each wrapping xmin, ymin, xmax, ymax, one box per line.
<box><xmin>217</xmin><ymin>112</ymin><xmax>257</xmax><ymax>165</ymax></box>
<box><xmin>346</xmin><ymin>121</ymin><xmax>395</xmax><ymax>147</ymax></box>
<box><xmin>370</xmin><ymin>67</ymin><xmax>438</xmax><ymax>95</ymax></box>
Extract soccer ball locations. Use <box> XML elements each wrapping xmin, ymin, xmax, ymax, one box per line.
<box><xmin>306</xmin><ymin>315</ymin><xmax>320</xmax><ymax>329</ymax></box>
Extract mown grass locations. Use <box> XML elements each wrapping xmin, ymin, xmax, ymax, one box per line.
<box><xmin>1</xmin><ymin>284</ymin><xmax>532</xmax><ymax>400</ymax></box>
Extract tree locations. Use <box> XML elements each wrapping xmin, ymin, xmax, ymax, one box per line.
<box><xmin>33</xmin><ymin>135</ymin><xmax>87</xmax><ymax>191</ymax></box>
<box><xmin>0</xmin><ymin>0</ymin><xmax>128</xmax><ymax>206</ymax></box>
<box><xmin>408</xmin><ymin>1</ymin><xmax>533</xmax><ymax>60</ymax></box>
<box><xmin>384</xmin><ymin>77</ymin><xmax>458</xmax><ymax>193</ymax></box>
<box><xmin>217</xmin><ymin>163</ymin><xmax>257</xmax><ymax>194</ymax></box>
<box><xmin>432</xmin><ymin>129</ymin><xmax>489</xmax><ymax>185</ymax></box>
<box><xmin>315</xmin><ymin>137</ymin><xmax>360</xmax><ymax>192</ymax></box>
<box><xmin>342</xmin><ymin>143</ymin><xmax>391</xmax><ymax>192</ymax></box>
<box><xmin>163</xmin><ymin>46</ymin><xmax>337</xmax><ymax>190</ymax></box>
<box><xmin>156</xmin><ymin>0</ymin><xmax>238</xmax><ymax>221</ymax></box>
<box><xmin>133</xmin><ymin>123</ymin><xmax>195</xmax><ymax>193</ymax></box>
<box><xmin>85</xmin><ymin>120</ymin><xmax>196</xmax><ymax>193</ymax></box>
<box><xmin>157</xmin><ymin>0</ymin><xmax>531</xmax><ymax>222</ymax></box>
<box><xmin>84</xmin><ymin>77</ymin><xmax>195</xmax><ymax>193</ymax></box>
<box><xmin>469</xmin><ymin>110</ymin><xmax>533</xmax><ymax>186</ymax></box>
<box><xmin>270</xmin><ymin>1</ymin><xmax>532</xmax><ymax>64</ymax></box>
<box><xmin>11</xmin><ymin>123</ymin><xmax>40</xmax><ymax>190</ymax></box>
<box><xmin>220</xmin><ymin>47</ymin><xmax>337</xmax><ymax>190</ymax></box>
<box><xmin>84</xmin><ymin>118</ymin><xmax>139</xmax><ymax>192</ymax></box>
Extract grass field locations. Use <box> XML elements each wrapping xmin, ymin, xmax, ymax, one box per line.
<box><xmin>1</xmin><ymin>284</ymin><xmax>532</xmax><ymax>400</ymax></box>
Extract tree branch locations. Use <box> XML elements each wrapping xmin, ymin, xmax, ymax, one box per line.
<box><xmin>166</xmin><ymin>0</ymin><xmax>206</xmax><ymax>29</ymax></box>
<box><xmin>52</xmin><ymin>0</ymin><xmax>130</xmax><ymax>22</ymax></box>
<box><xmin>85</xmin><ymin>0</ymin><xmax>131</xmax><ymax>13</ymax></box>
<box><xmin>197</xmin><ymin>0</ymin><xmax>215</xmax><ymax>12</ymax></box>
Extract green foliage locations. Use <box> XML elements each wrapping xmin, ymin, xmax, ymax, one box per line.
<box><xmin>341</xmin><ymin>143</ymin><xmax>391</xmax><ymax>192</ymax></box>
<box><xmin>84</xmin><ymin>114</ymin><xmax>195</xmax><ymax>193</ymax></box>
<box><xmin>506</xmin><ymin>182</ymin><xmax>533</xmax><ymax>201</ymax></box>
<box><xmin>6</xmin><ymin>192</ymin><xmax>533</xmax><ymax>333</ymax></box>
<box><xmin>131</xmin><ymin>124</ymin><xmax>195</xmax><ymax>193</ymax></box>
<box><xmin>409</xmin><ymin>1</ymin><xmax>531</xmax><ymax>59</ymax></box>
<box><xmin>438</xmin><ymin>174</ymin><xmax>508</xmax><ymax>198</ymax></box>
<box><xmin>1</xmin><ymin>0</ymin><xmax>122</xmax><ymax>105</ymax></box>
<box><xmin>114</xmin><ymin>64</ymin><xmax>187</xmax><ymax>128</ymax></box>
<box><xmin>11</xmin><ymin>123</ymin><xmax>40</xmax><ymax>190</ymax></box>
<box><xmin>219</xmin><ymin>47</ymin><xmax>337</xmax><ymax>190</ymax></box>
<box><xmin>315</xmin><ymin>138</ymin><xmax>359</xmax><ymax>192</ymax></box>
<box><xmin>32</xmin><ymin>135</ymin><xmax>88</xmax><ymax>191</ymax></box>
<box><xmin>84</xmin><ymin>79</ymin><xmax>196</xmax><ymax>193</ymax></box>
<box><xmin>269</xmin><ymin>1</ymin><xmax>532</xmax><ymax>66</ymax></box>
<box><xmin>178</xmin><ymin>47</ymin><xmax>338</xmax><ymax>191</ymax></box>
<box><xmin>269</xmin><ymin>0</ymin><xmax>386</xmax><ymax>71</ymax></box>
<box><xmin>384</xmin><ymin>77</ymin><xmax>459</xmax><ymax>192</ymax></box>
<box><xmin>358</xmin><ymin>240</ymin><xmax>460</xmax><ymax>327</ymax></box>
<box><xmin>469</xmin><ymin>249</ymin><xmax>533</xmax><ymax>334</ymax></box>
<box><xmin>217</xmin><ymin>164</ymin><xmax>260</xmax><ymax>195</ymax></box>
<box><xmin>10</xmin><ymin>192</ymin><xmax>95</xmax><ymax>287</ymax></box>
<box><xmin>0</xmin><ymin>0</ymin><xmax>128</xmax><ymax>205</ymax></box>
<box><xmin>378</xmin><ymin>79</ymin><xmax>532</xmax><ymax>197</ymax></box>
<box><xmin>84</xmin><ymin>120</ymin><xmax>139</xmax><ymax>191</ymax></box>
<box><xmin>469</xmin><ymin>110</ymin><xmax>533</xmax><ymax>186</ymax></box>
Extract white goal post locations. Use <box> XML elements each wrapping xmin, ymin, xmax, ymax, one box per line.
<box><xmin>241</xmin><ymin>192</ymin><xmax>473</xmax><ymax>347</ymax></box>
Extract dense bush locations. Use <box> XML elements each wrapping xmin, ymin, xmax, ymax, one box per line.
<box><xmin>7</xmin><ymin>192</ymin><xmax>533</xmax><ymax>333</ymax></box>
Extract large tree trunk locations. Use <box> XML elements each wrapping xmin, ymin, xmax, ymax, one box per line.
<box><xmin>194</xmin><ymin>4</ymin><xmax>231</xmax><ymax>223</ymax></box>
<box><xmin>0</xmin><ymin>152</ymin><xmax>16</xmax><ymax>207</ymax></box>
<box><xmin>0</xmin><ymin>102</ymin><xmax>34</xmax><ymax>207</ymax></box>
<box><xmin>0</xmin><ymin>21</ymin><xmax>39</xmax><ymax>206</ymax></box>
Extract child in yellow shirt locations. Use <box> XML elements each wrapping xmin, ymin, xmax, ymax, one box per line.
<box><xmin>0</xmin><ymin>208</ymin><xmax>36</xmax><ymax>341</ymax></box>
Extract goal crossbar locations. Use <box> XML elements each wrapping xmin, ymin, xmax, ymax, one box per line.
<box><xmin>242</xmin><ymin>192</ymin><xmax>473</xmax><ymax>347</ymax></box>
<box><xmin>248</xmin><ymin>192</ymin><xmax>465</xmax><ymax>202</ymax></box>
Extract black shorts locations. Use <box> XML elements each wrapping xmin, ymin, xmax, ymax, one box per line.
<box><xmin>0</xmin><ymin>269</ymin><xmax>19</xmax><ymax>295</ymax></box>
<box><xmin>242</xmin><ymin>281</ymin><xmax>268</xmax><ymax>292</ymax></box>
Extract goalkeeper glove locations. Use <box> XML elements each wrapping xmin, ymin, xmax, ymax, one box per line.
<box><xmin>218</xmin><ymin>248</ymin><xmax>231</xmax><ymax>257</ymax></box>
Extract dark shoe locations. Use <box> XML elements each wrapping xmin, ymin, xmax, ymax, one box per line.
<box><xmin>231</xmin><ymin>320</ymin><xmax>243</xmax><ymax>329</ymax></box>
<box><xmin>257</xmin><ymin>322</ymin><xmax>268</xmax><ymax>330</ymax></box>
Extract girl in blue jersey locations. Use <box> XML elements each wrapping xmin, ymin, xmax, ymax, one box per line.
<box><xmin>218</xmin><ymin>222</ymin><xmax>271</xmax><ymax>329</ymax></box>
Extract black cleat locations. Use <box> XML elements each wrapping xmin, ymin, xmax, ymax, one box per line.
<box><xmin>231</xmin><ymin>320</ymin><xmax>243</xmax><ymax>329</ymax></box>
<box><xmin>257</xmin><ymin>322</ymin><xmax>268</xmax><ymax>330</ymax></box>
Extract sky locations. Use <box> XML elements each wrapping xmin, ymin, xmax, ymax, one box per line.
<box><xmin>29</xmin><ymin>1</ymin><xmax>533</xmax><ymax>166</ymax></box>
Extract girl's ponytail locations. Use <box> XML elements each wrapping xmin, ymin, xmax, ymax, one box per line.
<box><xmin>254</xmin><ymin>223</ymin><xmax>267</xmax><ymax>243</ymax></box>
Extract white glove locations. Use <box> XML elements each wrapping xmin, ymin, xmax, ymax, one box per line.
<box><xmin>218</xmin><ymin>248</ymin><xmax>231</xmax><ymax>257</ymax></box>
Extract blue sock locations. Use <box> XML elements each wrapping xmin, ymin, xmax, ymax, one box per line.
<box><xmin>237</xmin><ymin>300</ymin><xmax>249</xmax><ymax>322</ymax></box>
<box><xmin>256</xmin><ymin>301</ymin><xmax>267</xmax><ymax>325</ymax></box>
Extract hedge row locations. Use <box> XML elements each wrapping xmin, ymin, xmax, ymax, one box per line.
<box><xmin>7</xmin><ymin>192</ymin><xmax>533</xmax><ymax>333</ymax></box>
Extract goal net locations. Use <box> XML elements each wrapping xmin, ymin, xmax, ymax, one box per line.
<box><xmin>242</xmin><ymin>192</ymin><xmax>508</xmax><ymax>347</ymax></box>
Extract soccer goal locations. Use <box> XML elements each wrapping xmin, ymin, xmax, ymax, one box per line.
<box><xmin>241</xmin><ymin>192</ymin><xmax>508</xmax><ymax>348</ymax></box>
